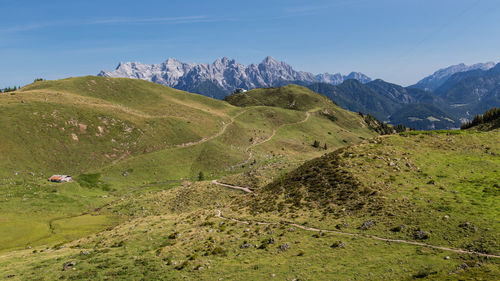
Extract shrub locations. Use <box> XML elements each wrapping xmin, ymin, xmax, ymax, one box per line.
<box><xmin>390</xmin><ymin>225</ymin><xmax>403</xmax><ymax>232</ymax></box>
<box><xmin>312</xmin><ymin>140</ymin><xmax>320</xmax><ymax>148</ymax></box>
<box><xmin>413</xmin><ymin>268</ymin><xmax>437</xmax><ymax>278</ymax></box>
<box><xmin>77</xmin><ymin>173</ymin><xmax>111</xmax><ymax>190</ymax></box>
<box><xmin>175</xmin><ymin>260</ymin><xmax>189</xmax><ymax>270</ymax></box>
<box><xmin>211</xmin><ymin>246</ymin><xmax>226</xmax><ymax>256</ymax></box>
<box><xmin>111</xmin><ymin>241</ymin><xmax>125</xmax><ymax>247</ymax></box>
<box><xmin>321</xmin><ymin>112</ymin><xmax>337</xmax><ymax>122</ymax></box>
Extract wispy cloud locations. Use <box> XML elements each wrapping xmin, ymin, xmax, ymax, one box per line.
<box><xmin>88</xmin><ymin>15</ymin><xmax>211</xmax><ymax>25</ymax></box>
<box><xmin>283</xmin><ymin>0</ymin><xmax>368</xmax><ymax>17</ymax></box>
<box><xmin>1</xmin><ymin>22</ymin><xmax>64</xmax><ymax>33</ymax></box>
<box><xmin>0</xmin><ymin>15</ymin><xmax>215</xmax><ymax>35</ymax></box>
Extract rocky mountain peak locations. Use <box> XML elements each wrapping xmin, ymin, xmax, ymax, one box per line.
<box><xmin>98</xmin><ymin>57</ymin><xmax>371</xmax><ymax>97</ymax></box>
<box><xmin>261</xmin><ymin>56</ymin><xmax>278</xmax><ymax>65</ymax></box>
<box><xmin>411</xmin><ymin>61</ymin><xmax>496</xmax><ymax>91</ymax></box>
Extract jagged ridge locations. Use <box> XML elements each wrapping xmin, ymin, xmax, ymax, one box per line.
<box><xmin>98</xmin><ymin>56</ymin><xmax>371</xmax><ymax>98</ymax></box>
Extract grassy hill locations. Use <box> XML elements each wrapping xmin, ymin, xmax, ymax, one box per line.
<box><xmin>3</xmin><ymin>77</ymin><xmax>497</xmax><ymax>280</ymax></box>
<box><xmin>2</xmin><ymin>76</ymin><xmax>234</xmax><ymax>177</ymax></box>
<box><xmin>1</xmin><ymin>129</ymin><xmax>498</xmax><ymax>280</ymax></box>
<box><xmin>225</xmin><ymin>84</ymin><xmax>334</xmax><ymax>111</ymax></box>
<box><xmin>0</xmin><ymin>76</ymin><xmax>376</xmax><ymax>255</ymax></box>
<box><xmin>247</xmin><ymin>130</ymin><xmax>499</xmax><ymax>253</ymax></box>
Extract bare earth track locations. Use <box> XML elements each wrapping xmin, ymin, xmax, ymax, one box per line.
<box><xmin>229</xmin><ymin>111</ymin><xmax>312</xmax><ymax>169</ymax></box>
<box><xmin>211</xmin><ymin>181</ymin><xmax>500</xmax><ymax>259</ymax></box>
<box><xmin>175</xmin><ymin>109</ymin><xmax>249</xmax><ymax>148</ymax></box>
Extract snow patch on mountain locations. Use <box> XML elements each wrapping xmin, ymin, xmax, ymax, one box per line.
<box><xmin>411</xmin><ymin>62</ymin><xmax>496</xmax><ymax>91</ymax></box>
<box><xmin>98</xmin><ymin>56</ymin><xmax>371</xmax><ymax>94</ymax></box>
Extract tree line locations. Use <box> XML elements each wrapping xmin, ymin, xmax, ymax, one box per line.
<box><xmin>1</xmin><ymin>78</ymin><xmax>43</xmax><ymax>93</ymax></box>
<box><xmin>1</xmin><ymin>86</ymin><xmax>21</xmax><ymax>93</ymax></box>
<box><xmin>461</xmin><ymin>107</ymin><xmax>500</xmax><ymax>129</ymax></box>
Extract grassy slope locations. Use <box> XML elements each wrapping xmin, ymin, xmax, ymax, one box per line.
<box><xmin>4</xmin><ymin>79</ymin><xmax>498</xmax><ymax>280</ymax></box>
<box><xmin>241</xmin><ymin>130</ymin><xmax>499</xmax><ymax>252</ymax></box>
<box><xmin>0</xmin><ymin>77</ymin><xmax>375</xmax><ymax>254</ymax></box>
<box><xmin>2</xmin><ymin>148</ymin><xmax>498</xmax><ymax>281</ymax></box>
<box><xmin>225</xmin><ymin>84</ymin><xmax>332</xmax><ymax>111</ymax></box>
<box><xmin>0</xmin><ymin>128</ymin><xmax>497</xmax><ymax>280</ymax></box>
<box><xmin>0</xmin><ymin>76</ymin><xmax>237</xmax><ymax>252</ymax></box>
<box><xmin>2</xmin><ymin>76</ymin><xmax>235</xmax><ymax>178</ymax></box>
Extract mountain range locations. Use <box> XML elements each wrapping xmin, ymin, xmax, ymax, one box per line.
<box><xmin>299</xmin><ymin>79</ymin><xmax>457</xmax><ymax>130</ymax></box>
<box><xmin>99</xmin><ymin>57</ymin><xmax>499</xmax><ymax>130</ymax></box>
<box><xmin>98</xmin><ymin>56</ymin><xmax>371</xmax><ymax>99</ymax></box>
<box><xmin>410</xmin><ymin>62</ymin><xmax>496</xmax><ymax>91</ymax></box>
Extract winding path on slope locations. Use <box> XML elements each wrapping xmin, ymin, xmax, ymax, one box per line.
<box><xmin>229</xmin><ymin>111</ymin><xmax>312</xmax><ymax>169</ymax></box>
<box><xmin>109</xmin><ymin>109</ymin><xmax>249</xmax><ymax>165</ymax></box>
<box><xmin>174</xmin><ymin>109</ymin><xmax>249</xmax><ymax>148</ymax></box>
<box><xmin>211</xmin><ymin>180</ymin><xmax>253</xmax><ymax>193</ymax></box>
<box><xmin>211</xmin><ymin>181</ymin><xmax>500</xmax><ymax>259</ymax></box>
<box><xmin>251</xmin><ymin>111</ymin><xmax>311</xmax><ymax>149</ymax></box>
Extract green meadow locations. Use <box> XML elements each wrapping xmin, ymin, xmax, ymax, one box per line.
<box><xmin>0</xmin><ymin>77</ymin><xmax>498</xmax><ymax>280</ymax></box>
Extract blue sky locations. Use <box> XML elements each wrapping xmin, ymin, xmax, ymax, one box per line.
<box><xmin>1</xmin><ymin>0</ymin><xmax>499</xmax><ymax>88</ymax></box>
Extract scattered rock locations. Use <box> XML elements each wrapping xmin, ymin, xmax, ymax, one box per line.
<box><xmin>278</xmin><ymin>243</ymin><xmax>290</xmax><ymax>252</ymax></box>
<box><xmin>335</xmin><ymin>223</ymin><xmax>348</xmax><ymax>230</ymax></box>
<box><xmin>444</xmin><ymin>256</ymin><xmax>450</xmax><ymax>260</ymax></box>
<box><xmin>457</xmin><ymin>263</ymin><xmax>468</xmax><ymax>270</ymax></box>
<box><xmin>330</xmin><ymin>241</ymin><xmax>346</xmax><ymax>248</ymax></box>
<box><xmin>460</xmin><ymin>222</ymin><xmax>471</xmax><ymax>228</ymax></box>
<box><xmin>361</xmin><ymin>220</ymin><xmax>375</xmax><ymax>230</ymax></box>
<box><xmin>270</xmin><ymin>273</ymin><xmax>276</xmax><ymax>277</ymax></box>
<box><xmin>288</xmin><ymin>227</ymin><xmax>295</xmax><ymax>232</ymax></box>
<box><xmin>240</xmin><ymin>243</ymin><xmax>251</xmax><ymax>249</ymax></box>
<box><xmin>459</xmin><ymin>222</ymin><xmax>477</xmax><ymax>232</ymax></box>
<box><xmin>62</xmin><ymin>261</ymin><xmax>76</xmax><ymax>271</ymax></box>
<box><xmin>413</xmin><ymin>230</ymin><xmax>430</xmax><ymax>240</ymax></box>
